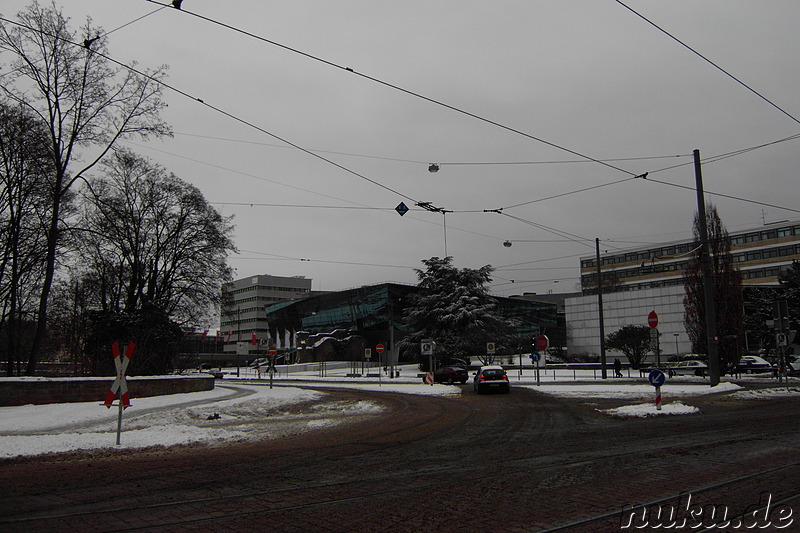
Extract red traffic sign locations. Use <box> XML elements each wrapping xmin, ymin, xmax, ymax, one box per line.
<box><xmin>648</xmin><ymin>310</ymin><xmax>659</xmax><ymax>329</ymax></box>
<box><xmin>268</xmin><ymin>346</ymin><xmax>277</xmax><ymax>356</ymax></box>
<box><xmin>104</xmin><ymin>341</ymin><xmax>135</xmax><ymax>409</ymax></box>
<box><xmin>375</xmin><ymin>344</ymin><xmax>385</xmax><ymax>353</ymax></box>
<box><xmin>536</xmin><ymin>335</ymin><xmax>549</xmax><ymax>352</ymax></box>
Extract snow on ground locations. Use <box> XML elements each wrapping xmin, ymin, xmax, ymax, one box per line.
<box><xmin>1</xmin><ymin>365</ymin><xmax>794</xmax><ymax>458</ymax></box>
<box><xmin>523</xmin><ymin>381</ymin><xmax>741</xmax><ymax>399</ymax></box>
<box><xmin>601</xmin><ymin>402</ymin><xmax>701</xmax><ymax>418</ymax></box>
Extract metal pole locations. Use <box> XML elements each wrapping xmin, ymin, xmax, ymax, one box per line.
<box><xmin>693</xmin><ymin>149</ymin><xmax>720</xmax><ymax>386</ymax></box>
<box><xmin>596</xmin><ymin>238</ymin><xmax>608</xmax><ymax>379</ymax></box>
<box><xmin>116</xmin><ymin>397</ymin><xmax>123</xmax><ymax>445</ymax></box>
<box><xmin>443</xmin><ymin>212</ymin><xmax>448</xmax><ymax>257</ymax></box>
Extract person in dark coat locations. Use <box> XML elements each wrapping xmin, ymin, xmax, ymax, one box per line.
<box><xmin>614</xmin><ymin>358</ymin><xmax>623</xmax><ymax>378</ymax></box>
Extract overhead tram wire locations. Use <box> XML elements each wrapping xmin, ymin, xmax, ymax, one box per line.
<box><xmin>615</xmin><ymin>0</ymin><xmax>800</xmax><ymax>126</ymax></box>
<box><xmin>175</xmin><ymin>132</ymin><xmax>693</xmax><ymax>169</ymax></box>
<box><xmin>143</xmin><ymin>0</ymin><xmax>640</xmax><ymax>179</ymax></box>
<box><xmin>0</xmin><ymin>15</ymin><xmax>427</xmax><ymax>208</ymax></box>
<box><xmin>492</xmin><ymin>131</ymin><xmax>800</xmax><ymax>215</ymax></box>
<box><xmin>134</xmin><ymin>4</ymin><xmax>800</xmax><ymax>220</ymax></box>
<box><xmin>123</xmin><ymin>143</ymin><xmax>505</xmax><ymax>242</ymax></box>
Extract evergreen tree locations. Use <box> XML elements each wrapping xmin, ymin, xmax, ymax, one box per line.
<box><xmin>401</xmin><ymin>257</ymin><xmax>511</xmax><ymax>369</ymax></box>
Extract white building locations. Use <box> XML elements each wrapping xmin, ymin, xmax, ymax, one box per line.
<box><xmin>220</xmin><ymin>274</ymin><xmax>312</xmax><ymax>354</ymax></box>
<box><xmin>566</xmin><ymin>285</ymin><xmax>688</xmax><ymax>358</ymax></box>
<box><xmin>566</xmin><ymin>219</ymin><xmax>800</xmax><ymax>358</ymax></box>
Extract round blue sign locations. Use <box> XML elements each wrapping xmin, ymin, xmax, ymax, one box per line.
<box><xmin>648</xmin><ymin>369</ymin><xmax>666</xmax><ymax>387</ymax></box>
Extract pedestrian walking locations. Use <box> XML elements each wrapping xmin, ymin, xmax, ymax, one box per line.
<box><xmin>614</xmin><ymin>358</ymin><xmax>623</xmax><ymax>378</ymax></box>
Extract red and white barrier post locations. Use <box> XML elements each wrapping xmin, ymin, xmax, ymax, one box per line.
<box><xmin>103</xmin><ymin>341</ymin><xmax>135</xmax><ymax>445</ymax></box>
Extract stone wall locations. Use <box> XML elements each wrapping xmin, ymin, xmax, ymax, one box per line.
<box><xmin>0</xmin><ymin>375</ymin><xmax>216</xmax><ymax>407</ymax></box>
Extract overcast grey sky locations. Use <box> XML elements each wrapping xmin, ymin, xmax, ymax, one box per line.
<box><xmin>3</xmin><ymin>1</ymin><xmax>799</xmax><ymax>297</ymax></box>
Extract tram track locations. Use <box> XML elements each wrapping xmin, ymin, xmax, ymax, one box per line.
<box><xmin>1</xmin><ymin>386</ymin><xmax>798</xmax><ymax>532</ymax></box>
<box><xmin>3</xmin><ymin>393</ymin><xmax>798</xmax><ymax>531</ymax></box>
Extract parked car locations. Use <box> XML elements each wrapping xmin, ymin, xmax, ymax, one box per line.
<box><xmin>669</xmin><ymin>359</ymin><xmax>708</xmax><ymax>377</ymax></box>
<box><xmin>204</xmin><ymin>369</ymin><xmax>224</xmax><ymax>379</ymax></box>
<box><xmin>430</xmin><ymin>366</ymin><xmax>469</xmax><ymax>384</ymax></box>
<box><xmin>736</xmin><ymin>355</ymin><xmax>773</xmax><ymax>374</ymax></box>
<box><xmin>473</xmin><ymin>365</ymin><xmax>510</xmax><ymax>394</ymax></box>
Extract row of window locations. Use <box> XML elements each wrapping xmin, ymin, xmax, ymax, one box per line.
<box><xmin>582</xmin><ymin>264</ymin><xmax>791</xmax><ymax>293</ymax></box>
<box><xmin>732</xmin><ymin>244</ymin><xmax>800</xmax><ymax>262</ymax></box>
<box><xmin>582</xmin><ymin>243</ymin><xmax>800</xmax><ymax>283</ymax></box>
<box><xmin>731</xmin><ymin>225</ymin><xmax>800</xmax><ymax>245</ymax></box>
<box><xmin>581</xmin><ymin>223</ymin><xmax>800</xmax><ymax>269</ymax></box>
<box><xmin>227</xmin><ymin>285</ymin><xmax>310</xmax><ymax>296</ymax></box>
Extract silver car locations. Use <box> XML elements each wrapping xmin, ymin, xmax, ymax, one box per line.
<box><xmin>669</xmin><ymin>360</ymin><xmax>708</xmax><ymax>377</ymax></box>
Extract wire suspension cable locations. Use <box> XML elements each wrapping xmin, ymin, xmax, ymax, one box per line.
<box><xmin>144</xmin><ymin>0</ymin><xmax>639</xmax><ymax>177</ymax></box>
<box><xmin>615</xmin><ymin>0</ymin><xmax>800</xmax><ymax>125</ymax></box>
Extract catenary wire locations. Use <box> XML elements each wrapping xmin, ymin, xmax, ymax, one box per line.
<box><xmin>5</xmin><ymin>11</ymin><xmax>796</xmax><ymax>268</ymax></box>
<box><xmin>143</xmin><ymin>0</ymin><xmax>640</xmax><ymax>178</ymax></box>
<box><xmin>615</xmin><ymin>0</ymin><xmax>800</xmax><ymax>126</ymax></box>
<box><xmin>0</xmin><ymin>15</ymin><xmax>426</xmax><ymax>206</ymax></box>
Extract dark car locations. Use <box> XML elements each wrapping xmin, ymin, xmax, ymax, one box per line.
<box><xmin>427</xmin><ymin>366</ymin><xmax>468</xmax><ymax>384</ymax></box>
<box><xmin>473</xmin><ymin>365</ymin><xmax>510</xmax><ymax>394</ymax></box>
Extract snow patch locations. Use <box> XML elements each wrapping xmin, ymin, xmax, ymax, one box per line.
<box><xmin>601</xmin><ymin>402</ymin><xmax>701</xmax><ymax>418</ymax></box>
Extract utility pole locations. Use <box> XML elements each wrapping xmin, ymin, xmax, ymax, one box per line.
<box><xmin>693</xmin><ymin>149</ymin><xmax>721</xmax><ymax>386</ymax></box>
<box><xmin>596</xmin><ymin>238</ymin><xmax>608</xmax><ymax>379</ymax></box>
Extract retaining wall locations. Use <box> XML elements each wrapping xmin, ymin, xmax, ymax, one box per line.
<box><xmin>0</xmin><ymin>375</ymin><xmax>216</xmax><ymax>407</ymax></box>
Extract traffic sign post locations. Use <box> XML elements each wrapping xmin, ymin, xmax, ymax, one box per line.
<box><xmin>648</xmin><ymin>311</ymin><xmax>660</xmax><ymax>367</ymax></box>
<box><xmin>648</xmin><ymin>369</ymin><xmax>666</xmax><ymax>411</ymax></box>
<box><xmin>533</xmin><ymin>335</ymin><xmax>549</xmax><ymax>384</ymax></box>
<box><xmin>268</xmin><ymin>346</ymin><xmax>277</xmax><ymax>389</ymax></box>
<box><xmin>421</xmin><ymin>339</ymin><xmax>435</xmax><ymax>380</ymax></box>
<box><xmin>531</xmin><ymin>353</ymin><xmax>541</xmax><ymax>385</ymax></box>
<box><xmin>103</xmin><ymin>341</ymin><xmax>135</xmax><ymax>445</ymax></box>
<box><xmin>375</xmin><ymin>344</ymin><xmax>385</xmax><ymax>386</ymax></box>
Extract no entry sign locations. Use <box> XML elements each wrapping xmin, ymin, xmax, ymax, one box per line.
<box><xmin>648</xmin><ymin>310</ymin><xmax>659</xmax><ymax>329</ymax></box>
<box><xmin>375</xmin><ymin>344</ymin><xmax>385</xmax><ymax>353</ymax></box>
<box><xmin>536</xmin><ymin>335</ymin><xmax>549</xmax><ymax>352</ymax></box>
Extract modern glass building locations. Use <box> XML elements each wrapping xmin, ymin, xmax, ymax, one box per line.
<box><xmin>261</xmin><ymin>283</ymin><xmax>558</xmax><ymax>362</ymax></box>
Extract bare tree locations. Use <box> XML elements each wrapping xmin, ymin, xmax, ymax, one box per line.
<box><xmin>0</xmin><ymin>2</ymin><xmax>171</xmax><ymax>374</ymax></box>
<box><xmin>78</xmin><ymin>150</ymin><xmax>236</xmax><ymax>326</ymax></box>
<box><xmin>0</xmin><ymin>100</ymin><xmax>54</xmax><ymax>375</ymax></box>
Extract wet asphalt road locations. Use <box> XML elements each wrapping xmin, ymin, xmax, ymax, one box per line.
<box><xmin>1</xmin><ymin>383</ymin><xmax>799</xmax><ymax>532</ymax></box>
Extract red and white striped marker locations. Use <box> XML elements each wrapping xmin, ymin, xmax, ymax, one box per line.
<box><xmin>104</xmin><ymin>341</ymin><xmax>135</xmax><ymax>409</ymax></box>
<box><xmin>655</xmin><ymin>386</ymin><xmax>662</xmax><ymax>411</ymax></box>
<box><xmin>424</xmin><ymin>372</ymin><xmax>434</xmax><ymax>385</ymax></box>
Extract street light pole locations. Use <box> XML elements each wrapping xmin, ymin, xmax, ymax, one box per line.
<box><xmin>596</xmin><ymin>238</ymin><xmax>608</xmax><ymax>379</ymax></box>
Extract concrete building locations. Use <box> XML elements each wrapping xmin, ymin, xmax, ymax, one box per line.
<box><xmin>567</xmin><ymin>219</ymin><xmax>800</xmax><ymax>357</ymax></box>
<box><xmin>220</xmin><ymin>274</ymin><xmax>312</xmax><ymax>355</ymax></box>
